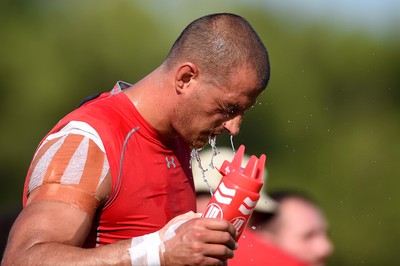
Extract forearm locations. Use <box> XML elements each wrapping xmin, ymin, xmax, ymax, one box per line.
<box><xmin>2</xmin><ymin>239</ymin><xmax>132</xmax><ymax>266</ymax></box>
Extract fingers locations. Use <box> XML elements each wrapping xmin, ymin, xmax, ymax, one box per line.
<box><xmin>179</xmin><ymin>217</ymin><xmax>238</xmax><ymax>247</ymax></box>
<box><xmin>197</xmin><ymin>230</ymin><xmax>238</xmax><ymax>252</ymax></box>
<box><xmin>161</xmin><ymin>217</ymin><xmax>238</xmax><ymax>265</ymax></box>
<box><xmin>203</xmin><ymin>242</ymin><xmax>235</xmax><ymax>260</ymax></box>
<box><xmin>201</xmin><ymin>218</ymin><xmax>239</xmax><ymax>240</ymax></box>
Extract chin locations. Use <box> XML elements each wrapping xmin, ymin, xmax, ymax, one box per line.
<box><xmin>191</xmin><ymin>142</ymin><xmax>206</xmax><ymax>150</ymax></box>
<box><xmin>191</xmin><ymin>138</ymin><xmax>208</xmax><ymax>149</ymax></box>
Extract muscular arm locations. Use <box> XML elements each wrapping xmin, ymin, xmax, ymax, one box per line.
<box><xmin>2</xmin><ymin>127</ymin><xmax>129</xmax><ymax>265</ymax></box>
<box><xmin>2</xmin><ymin>200</ymin><xmax>131</xmax><ymax>266</ymax></box>
<box><xmin>3</xmin><ymin>200</ymin><xmax>237</xmax><ymax>266</ymax></box>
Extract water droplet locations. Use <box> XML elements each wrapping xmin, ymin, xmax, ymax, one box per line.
<box><xmin>230</xmin><ymin>135</ymin><xmax>236</xmax><ymax>154</ymax></box>
<box><xmin>251</xmin><ymin>226</ymin><xmax>256</xmax><ymax>230</ymax></box>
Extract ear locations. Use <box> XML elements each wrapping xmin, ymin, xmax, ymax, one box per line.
<box><xmin>175</xmin><ymin>63</ymin><xmax>199</xmax><ymax>94</ymax></box>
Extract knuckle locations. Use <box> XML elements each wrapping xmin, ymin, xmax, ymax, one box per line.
<box><xmin>190</xmin><ymin>241</ymin><xmax>203</xmax><ymax>253</ymax></box>
<box><xmin>191</xmin><ymin>228</ymin><xmax>206</xmax><ymax>240</ymax></box>
<box><xmin>220</xmin><ymin>232</ymin><xmax>231</xmax><ymax>243</ymax></box>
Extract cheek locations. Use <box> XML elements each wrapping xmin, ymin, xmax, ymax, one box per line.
<box><xmin>172</xmin><ymin>105</ymin><xmax>193</xmax><ymax>135</ymax></box>
<box><xmin>279</xmin><ymin>233</ymin><xmax>310</xmax><ymax>258</ymax></box>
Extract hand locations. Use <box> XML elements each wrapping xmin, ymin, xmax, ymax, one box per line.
<box><xmin>158</xmin><ymin>211</ymin><xmax>201</xmax><ymax>241</ymax></box>
<box><xmin>161</xmin><ymin>217</ymin><xmax>238</xmax><ymax>266</ymax></box>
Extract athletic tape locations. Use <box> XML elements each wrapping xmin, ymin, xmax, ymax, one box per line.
<box><xmin>128</xmin><ymin>231</ymin><xmax>161</xmax><ymax>266</ymax></box>
<box><xmin>160</xmin><ymin>219</ymin><xmax>190</xmax><ymax>253</ymax></box>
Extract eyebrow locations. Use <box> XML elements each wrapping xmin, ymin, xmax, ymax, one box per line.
<box><xmin>227</xmin><ymin>102</ymin><xmax>255</xmax><ymax>113</ymax></box>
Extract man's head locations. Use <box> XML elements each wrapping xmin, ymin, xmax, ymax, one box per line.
<box><xmin>163</xmin><ymin>13</ymin><xmax>270</xmax><ymax>149</ymax></box>
<box><xmin>251</xmin><ymin>191</ymin><xmax>333</xmax><ymax>266</ymax></box>
<box><xmin>165</xmin><ymin>13</ymin><xmax>270</xmax><ymax>90</ymax></box>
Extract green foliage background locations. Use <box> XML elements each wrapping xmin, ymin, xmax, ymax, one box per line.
<box><xmin>1</xmin><ymin>1</ymin><xmax>399</xmax><ymax>265</ymax></box>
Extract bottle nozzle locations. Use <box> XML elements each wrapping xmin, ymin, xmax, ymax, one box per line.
<box><xmin>217</xmin><ymin>145</ymin><xmax>266</xmax><ymax>181</ymax></box>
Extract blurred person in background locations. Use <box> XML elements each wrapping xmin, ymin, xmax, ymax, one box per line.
<box><xmin>249</xmin><ymin>191</ymin><xmax>333</xmax><ymax>266</ymax></box>
<box><xmin>193</xmin><ymin>148</ymin><xmax>309</xmax><ymax>266</ymax></box>
<box><xmin>2</xmin><ymin>13</ymin><xmax>271</xmax><ymax>266</ymax></box>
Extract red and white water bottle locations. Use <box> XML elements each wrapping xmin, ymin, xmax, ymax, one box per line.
<box><xmin>201</xmin><ymin>145</ymin><xmax>266</xmax><ymax>240</ymax></box>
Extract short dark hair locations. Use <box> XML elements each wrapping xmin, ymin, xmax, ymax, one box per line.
<box><xmin>164</xmin><ymin>13</ymin><xmax>270</xmax><ymax>90</ymax></box>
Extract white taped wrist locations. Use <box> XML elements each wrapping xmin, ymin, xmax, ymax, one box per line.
<box><xmin>160</xmin><ymin>219</ymin><xmax>189</xmax><ymax>254</ymax></box>
<box><xmin>128</xmin><ymin>231</ymin><xmax>161</xmax><ymax>266</ymax></box>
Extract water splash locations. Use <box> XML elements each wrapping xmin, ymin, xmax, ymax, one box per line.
<box><xmin>191</xmin><ymin>148</ymin><xmax>214</xmax><ymax>196</ymax></box>
<box><xmin>230</xmin><ymin>135</ymin><xmax>236</xmax><ymax>154</ymax></box>
<box><xmin>208</xmin><ymin>135</ymin><xmax>219</xmax><ymax>169</ymax></box>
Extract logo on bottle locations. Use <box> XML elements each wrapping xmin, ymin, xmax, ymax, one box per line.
<box><xmin>239</xmin><ymin>197</ymin><xmax>257</xmax><ymax>215</ymax></box>
<box><xmin>203</xmin><ymin>203</ymin><xmax>223</xmax><ymax>219</ymax></box>
<box><xmin>214</xmin><ymin>182</ymin><xmax>236</xmax><ymax>205</ymax></box>
<box><xmin>230</xmin><ymin>217</ymin><xmax>246</xmax><ymax>233</ymax></box>
<box><xmin>203</xmin><ymin>182</ymin><xmax>235</xmax><ymax>218</ymax></box>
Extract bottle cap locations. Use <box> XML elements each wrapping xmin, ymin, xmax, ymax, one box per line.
<box><xmin>218</xmin><ymin>145</ymin><xmax>265</xmax><ymax>191</ymax></box>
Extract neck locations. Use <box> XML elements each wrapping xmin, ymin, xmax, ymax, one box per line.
<box><xmin>124</xmin><ymin>65</ymin><xmax>176</xmax><ymax>138</ymax></box>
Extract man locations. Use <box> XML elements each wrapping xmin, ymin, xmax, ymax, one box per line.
<box><xmin>248</xmin><ymin>191</ymin><xmax>334</xmax><ymax>266</ymax></box>
<box><xmin>194</xmin><ymin>148</ymin><xmax>308</xmax><ymax>266</ymax></box>
<box><xmin>2</xmin><ymin>13</ymin><xmax>270</xmax><ymax>266</ymax></box>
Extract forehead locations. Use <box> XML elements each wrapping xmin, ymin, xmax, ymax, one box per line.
<box><xmin>280</xmin><ymin>199</ymin><xmax>326</xmax><ymax>233</ymax></box>
<box><xmin>217</xmin><ymin>65</ymin><xmax>261</xmax><ymax>106</ymax></box>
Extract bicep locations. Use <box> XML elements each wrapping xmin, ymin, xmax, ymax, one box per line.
<box><xmin>5</xmin><ymin>200</ymin><xmax>93</xmax><ymax>257</ymax></box>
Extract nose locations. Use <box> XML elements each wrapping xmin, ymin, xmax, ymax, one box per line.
<box><xmin>223</xmin><ymin>115</ymin><xmax>243</xmax><ymax>136</ymax></box>
<box><xmin>317</xmin><ymin>236</ymin><xmax>334</xmax><ymax>262</ymax></box>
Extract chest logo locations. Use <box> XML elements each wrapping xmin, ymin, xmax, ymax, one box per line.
<box><xmin>165</xmin><ymin>156</ymin><xmax>177</xmax><ymax>169</ymax></box>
